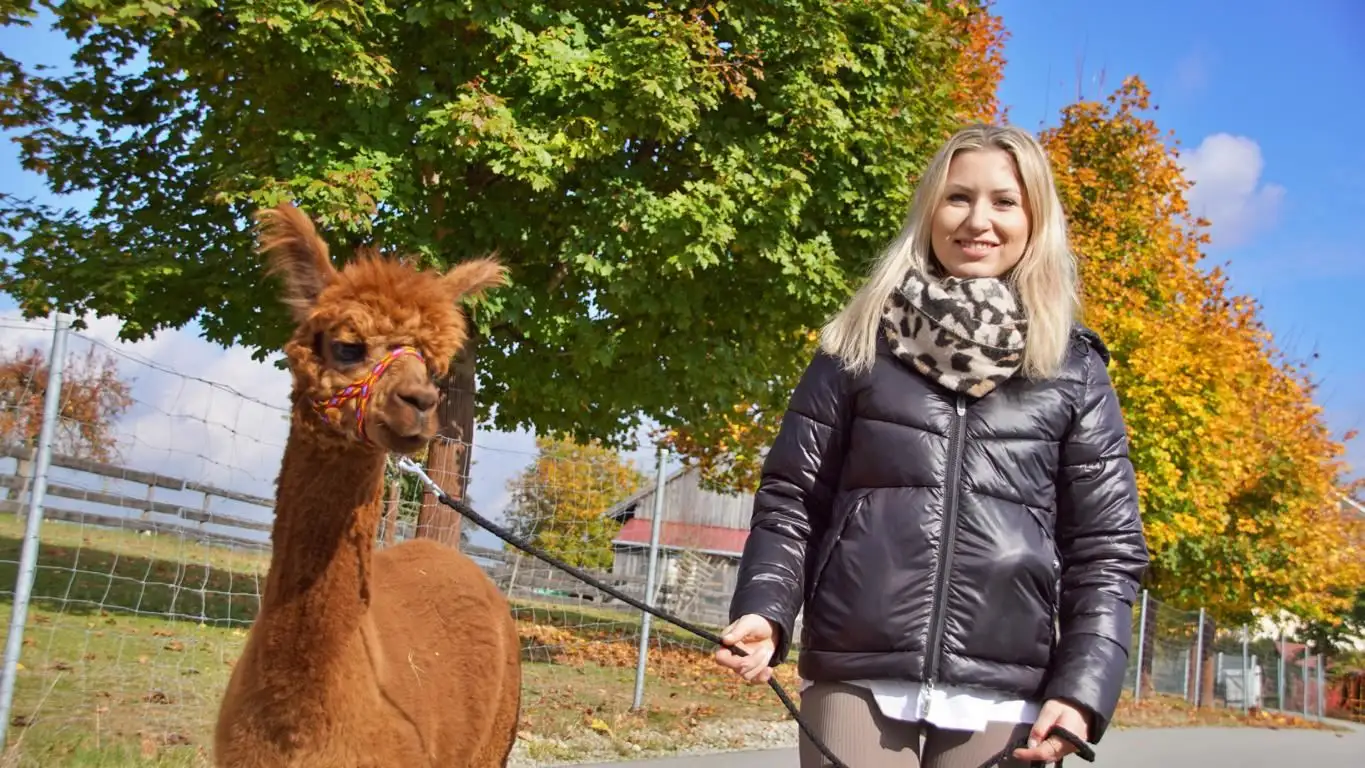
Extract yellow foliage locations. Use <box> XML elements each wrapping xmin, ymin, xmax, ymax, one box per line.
<box><xmin>1040</xmin><ymin>76</ymin><xmax>1364</xmax><ymax>622</ymax></box>
<box><xmin>504</xmin><ymin>435</ymin><xmax>649</xmax><ymax>570</ymax></box>
<box><xmin>665</xmin><ymin>35</ymin><xmax>1365</xmax><ymax>625</ymax></box>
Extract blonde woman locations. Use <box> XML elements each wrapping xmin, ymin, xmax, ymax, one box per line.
<box><xmin>714</xmin><ymin>125</ymin><xmax>1149</xmax><ymax>767</ymax></box>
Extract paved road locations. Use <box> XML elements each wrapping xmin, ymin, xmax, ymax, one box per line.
<box><xmin>566</xmin><ymin>721</ymin><xmax>1365</xmax><ymax>767</ymax></box>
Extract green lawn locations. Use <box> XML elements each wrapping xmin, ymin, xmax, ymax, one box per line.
<box><xmin>0</xmin><ymin>516</ymin><xmax>783</xmax><ymax>767</ymax></box>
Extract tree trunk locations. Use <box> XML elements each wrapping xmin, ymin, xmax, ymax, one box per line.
<box><xmin>1198</xmin><ymin>615</ymin><xmax>1217</xmax><ymax>708</ymax></box>
<box><xmin>417</xmin><ymin>336</ymin><xmax>476</xmax><ymax>546</ymax></box>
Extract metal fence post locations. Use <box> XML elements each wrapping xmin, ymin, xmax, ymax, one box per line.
<box><xmin>1317</xmin><ymin>654</ymin><xmax>1325</xmax><ymax>719</ymax></box>
<box><xmin>1133</xmin><ymin>589</ymin><xmax>1148</xmax><ymax>702</ymax></box>
<box><xmin>632</xmin><ymin>447</ymin><xmax>668</xmax><ymax>710</ymax></box>
<box><xmin>0</xmin><ymin>313</ymin><xmax>68</xmax><ymax>751</ymax></box>
<box><xmin>1182</xmin><ymin>650</ymin><xmax>1191</xmax><ymax>702</ymax></box>
<box><xmin>1192</xmin><ymin>607</ymin><xmax>1205</xmax><ymax>707</ymax></box>
<box><xmin>1241</xmin><ymin>625</ymin><xmax>1250</xmax><ymax>714</ymax></box>
<box><xmin>1302</xmin><ymin>645</ymin><xmax>1310</xmax><ymax>718</ymax></box>
<box><xmin>1277</xmin><ymin>629</ymin><xmax>1285</xmax><ymax>711</ymax></box>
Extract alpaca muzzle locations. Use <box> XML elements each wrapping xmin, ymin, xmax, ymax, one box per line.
<box><xmin>313</xmin><ymin>345</ymin><xmax>425</xmax><ymax>442</ymax></box>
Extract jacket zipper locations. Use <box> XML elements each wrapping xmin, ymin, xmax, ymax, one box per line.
<box><xmin>919</xmin><ymin>394</ymin><xmax>967</xmax><ymax>716</ymax></box>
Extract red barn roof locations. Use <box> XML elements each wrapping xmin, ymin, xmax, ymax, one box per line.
<box><xmin>612</xmin><ymin>518</ymin><xmax>749</xmax><ymax>558</ymax></box>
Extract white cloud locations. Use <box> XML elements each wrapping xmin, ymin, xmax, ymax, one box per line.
<box><xmin>2</xmin><ymin>312</ymin><xmax>294</xmax><ymax>529</ymax></box>
<box><xmin>1179</xmin><ymin>133</ymin><xmax>1286</xmax><ymax>248</ymax></box>
<box><xmin>1</xmin><ymin>307</ymin><xmax>666</xmax><ymax>551</ymax></box>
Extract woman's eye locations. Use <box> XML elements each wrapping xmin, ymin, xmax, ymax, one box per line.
<box><xmin>330</xmin><ymin>341</ymin><xmax>367</xmax><ymax>365</ymax></box>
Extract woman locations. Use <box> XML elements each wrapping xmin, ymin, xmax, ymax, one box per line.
<box><xmin>714</xmin><ymin>124</ymin><xmax>1149</xmax><ymax>768</ymax></box>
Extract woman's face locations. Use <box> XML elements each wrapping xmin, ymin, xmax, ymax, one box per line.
<box><xmin>929</xmin><ymin>148</ymin><xmax>1031</xmax><ymax>279</ymax></box>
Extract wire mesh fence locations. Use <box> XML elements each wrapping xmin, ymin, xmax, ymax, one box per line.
<box><xmin>0</xmin><ymin>316</ymin><xmax>774</xmax><ymax>763</ymax></box>
<box><xmin>0</xmin><ymin>315</ymin><xmax>1343</xmax><ymax>765</ymax></box>
<box><xmin>1133</xmin><ymin>596</ymin><xmax>1205</xmax><ymax>701</ymax></box>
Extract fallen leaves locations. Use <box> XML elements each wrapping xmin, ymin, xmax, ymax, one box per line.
<box><xmin>516</xmin><ymin>621</ymin><xmax>803</xmax><ymax>707</ymax></box>
<box><xmin>1113</xmin><ymin>692</ymin><xmax>1338</xmax><ymax>731</ymax></box>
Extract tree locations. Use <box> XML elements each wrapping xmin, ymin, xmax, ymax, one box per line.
<box><xmin>1038</xmin><ymin>76</ymin><xmax>1364</xmax><ymax>624</ymax></box>
<box><xmin>662</xmin><ymin>0</ymin><xmax>1010</xmax><ymax>491</ymax></box>
<box><xmin>0</xmin><ymin>343</ymin><xmax>134</xmax><ymax>462</ymax></box>
<box><xmin>0</xmin><ymin>0</ymin><xmax>986</xmax><ymax>543</ymax></box>
<box><xmin>664</xmin><ymin>61</ymin><xmax>1365</xmax><ymax>625</ymax></box>
<box><xmin>504</xmin><ymin>435</ymin><xmax>647</xmax><ymax>570</ymax></box>
<box><xmin>1296</xmin><ymin>586</ymin><xmax>1365</xmax><ymax>659</ymax></box>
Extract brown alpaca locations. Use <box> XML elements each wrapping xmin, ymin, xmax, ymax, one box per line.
<box><xmin>213</xmin><ymin>202</ymin><xmax>521</xmax><ymax>768</ymax></box>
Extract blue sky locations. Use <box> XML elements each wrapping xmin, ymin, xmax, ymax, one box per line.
<box><xmin>994</xmin><ymin>0</ymin><xmax>1365</xmax><ymax>480</ymax></box>
<box><xmin>1</xmin><ymin>2</ymin><xmax>1362</xmax><ymax>519</ymax></box>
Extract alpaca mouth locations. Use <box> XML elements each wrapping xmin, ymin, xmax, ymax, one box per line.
<box><xmin>385</xmin><ymin>430</ymin><xmax>430</xmax><ymax>454</ymax></box>
<box><xmin>376</xmin><ymin>417</ymin><xmax>431</xmax><ymax>448</ymax></box>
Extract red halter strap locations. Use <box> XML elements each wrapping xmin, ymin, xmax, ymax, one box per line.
<box><xmin>312</xmin><ymin>346</ymin><xmax>424</xmax><ymax>442</ymax></box>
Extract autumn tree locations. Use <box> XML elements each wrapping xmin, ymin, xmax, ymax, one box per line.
<box><xmin>1039</xmin><ymin>76</ymin><xmax>1364</xmax><ymax>624</ymax></box>
<box><xmin>1296</xmin><ymin>586</ymin><xmax>1365</xmax><ymax>658</ymax></box>
<box><xmin>0</xmin><ymin>0</ymin><xmax>989</xmax><ymax>544</ymax></box>
<box><xmin>0</xmin><ymin>343</ymin><xmax>134</xmax><ymax>462</ymax></box>
<box><xmin>664</xmin><ymin>56</ymin><xmax>1364</xmax><ymax>625</ymax></box>
<box><xmin>504</xmin><ymin>435</ymin><xmax>648</xmax><ymax>570</ymax></box>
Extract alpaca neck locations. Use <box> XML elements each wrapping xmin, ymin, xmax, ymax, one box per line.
<box><xmin>259</xmin><ymin>414</ymin><xmax>386</xmax><ymax>654</ymax></box>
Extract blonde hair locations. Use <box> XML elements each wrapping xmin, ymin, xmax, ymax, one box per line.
<box><xmin>819</xmin><ymin>124</ymin><xmax>1079</xmax><ymax>379</ymax></box>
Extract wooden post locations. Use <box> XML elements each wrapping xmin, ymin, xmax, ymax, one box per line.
<box><xmin>417</xmin><ymin>339</ymin><xmax>475</xmax><ymax>547</ymax></box>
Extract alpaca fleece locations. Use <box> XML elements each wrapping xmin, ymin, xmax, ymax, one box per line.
<box><xmin>213</xmin><ymin>203</ymin><xmax>521</xmax><ymax>768</ymax></box>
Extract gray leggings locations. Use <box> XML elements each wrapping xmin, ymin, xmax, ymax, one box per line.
<box><xmin>798</xmin><ymin>682</ymin><xmax>1035</xmax><ymax>768</ymax></box>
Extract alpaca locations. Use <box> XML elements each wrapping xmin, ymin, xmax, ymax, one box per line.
<box><xmin>213</xmin><ymin>202</ymin><xmax>521</xmax><ymax>768</ymax></box>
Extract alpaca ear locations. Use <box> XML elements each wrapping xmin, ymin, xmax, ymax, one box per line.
<box><xmin>443</xmin><ymin>257</ymin><xmax>508</xmax><ymax>303</ymax></box>
<box><xmin>254</xmin><ymin>202</ymin><xmax>339</xmax><ymax>320</ymax></box>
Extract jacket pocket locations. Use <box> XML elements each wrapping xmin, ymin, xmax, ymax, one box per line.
<box><xmin>1025</xmin><ymin>505</ymin><xmax>1062</xmax><ymax>642</ymax></box>
<box><xmin>807</xmin><ymin>492</ymin><xmax>869</xmax><ymax>602</ymax></box>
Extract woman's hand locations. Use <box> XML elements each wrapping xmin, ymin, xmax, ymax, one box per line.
<box><xmin>1013</xmin><ymin>698</ymin><xmax>1091</xmax><ymax>763</ymax></box>
<box><xmin>713</xmin><ymin>614</ymin><xmax>778</xmax><ymax>684</ymax></box>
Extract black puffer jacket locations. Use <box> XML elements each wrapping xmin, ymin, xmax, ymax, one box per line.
<box><xmin>730</xmin><ymin>327</ymin><xmax>1149</xmax><ymax>741</ymax></box>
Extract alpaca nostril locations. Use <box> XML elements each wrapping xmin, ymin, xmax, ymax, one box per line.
<box><xmin>397</xmin><ymin>388</ymin><xmax>438</xmax><ymax>414</ymax></box>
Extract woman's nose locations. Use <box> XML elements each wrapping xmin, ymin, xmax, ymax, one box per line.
<box><xmin>964</xmin><ymin>203</ymin><xmax>992</xmax><ymax>232</ymax></box>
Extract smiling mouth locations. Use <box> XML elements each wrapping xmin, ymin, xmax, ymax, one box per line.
<box><xmin>956</xmin><ymin>239</ymin><xmax>999</xmax><ymax>256</ymax></box>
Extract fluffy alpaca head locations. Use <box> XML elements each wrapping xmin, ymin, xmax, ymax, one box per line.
<box><xmin>255</xmin><ymin>202</ymin><xmax>507</xmax><ymax>454</ymax></box>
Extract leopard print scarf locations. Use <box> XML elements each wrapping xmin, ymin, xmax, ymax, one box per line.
<box><xmin>880</xmin><ymin>264</ymin><xmax>1028</xmax><ymax>397</ymax></box>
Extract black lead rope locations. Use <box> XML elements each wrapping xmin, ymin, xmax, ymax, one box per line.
<box><xmin>395</xmin><ymin>458</ymin><xmax>1095</xmax><ymax>768</ymax></box>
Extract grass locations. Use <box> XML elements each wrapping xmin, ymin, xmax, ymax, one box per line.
<box><xmin>0</xmin><ymin>516</ymin><xmax>1341</xmax><ymax>767</ymax></box>
<box><xmin>0</xmin><ymin>516</ymin><xmax>782</xmax><ymax>767</ymax></box>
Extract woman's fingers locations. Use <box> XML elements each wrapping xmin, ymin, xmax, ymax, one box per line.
<box><xmin>714</xmin><ymin>614</ymin><xmax>776</xmax><ymax>684</ymax></box>
<box><xmin>721</xmin><ymin>614</ymin><xmax>773</xmax><ymax>646</ymax></box>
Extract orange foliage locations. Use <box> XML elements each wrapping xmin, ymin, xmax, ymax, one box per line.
<box><xmin>1113</xmin><ymin>691</ymin><xmax>1336</xmax><ymax>731</ymax></box>
<box><xmin>504</xmin><ymin>435</ymin><xmax>649</xmax><ymax>569</ymax></box>
<box><xmin>941</xmin><ymin>0</ymin><xmax>1009</xmax><ymax>125</ymax></box>
<box><xmin>0</xmin><ymin>344</ymin><xmax>134</xmax><ymax>463</ymax></box>
<box><xmin>518</xmin><ymin>622</ymin><xmax>802</xmax><ymax>705</ymax></box>
<box><xmin>1040</xmin><ymin>76</ymin><xmax>1364</xmax><ymax>622</ymax></box>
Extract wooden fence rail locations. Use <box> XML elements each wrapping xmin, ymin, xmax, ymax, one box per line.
<box><xmin>0</xmin><ymin>443</ymin><xmax>742</xmax><ymax>631</ymax></box>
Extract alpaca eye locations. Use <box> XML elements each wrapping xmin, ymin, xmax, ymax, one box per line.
<box><xmin>330</xmin><ymin>341</ymin><xmax>367</xmax><ymax>365</ymax></box>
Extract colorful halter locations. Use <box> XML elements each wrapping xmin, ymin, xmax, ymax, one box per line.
<box><xmin>312</xmin><ymin>345</ymin><xmax>425</xmax><ymax>442</ymax></box>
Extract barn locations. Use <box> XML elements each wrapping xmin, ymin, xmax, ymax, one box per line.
<box><xmin>604</xmin><ymin>465</ymin><xmax>755</xmax><ymax>628</ymax></box>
